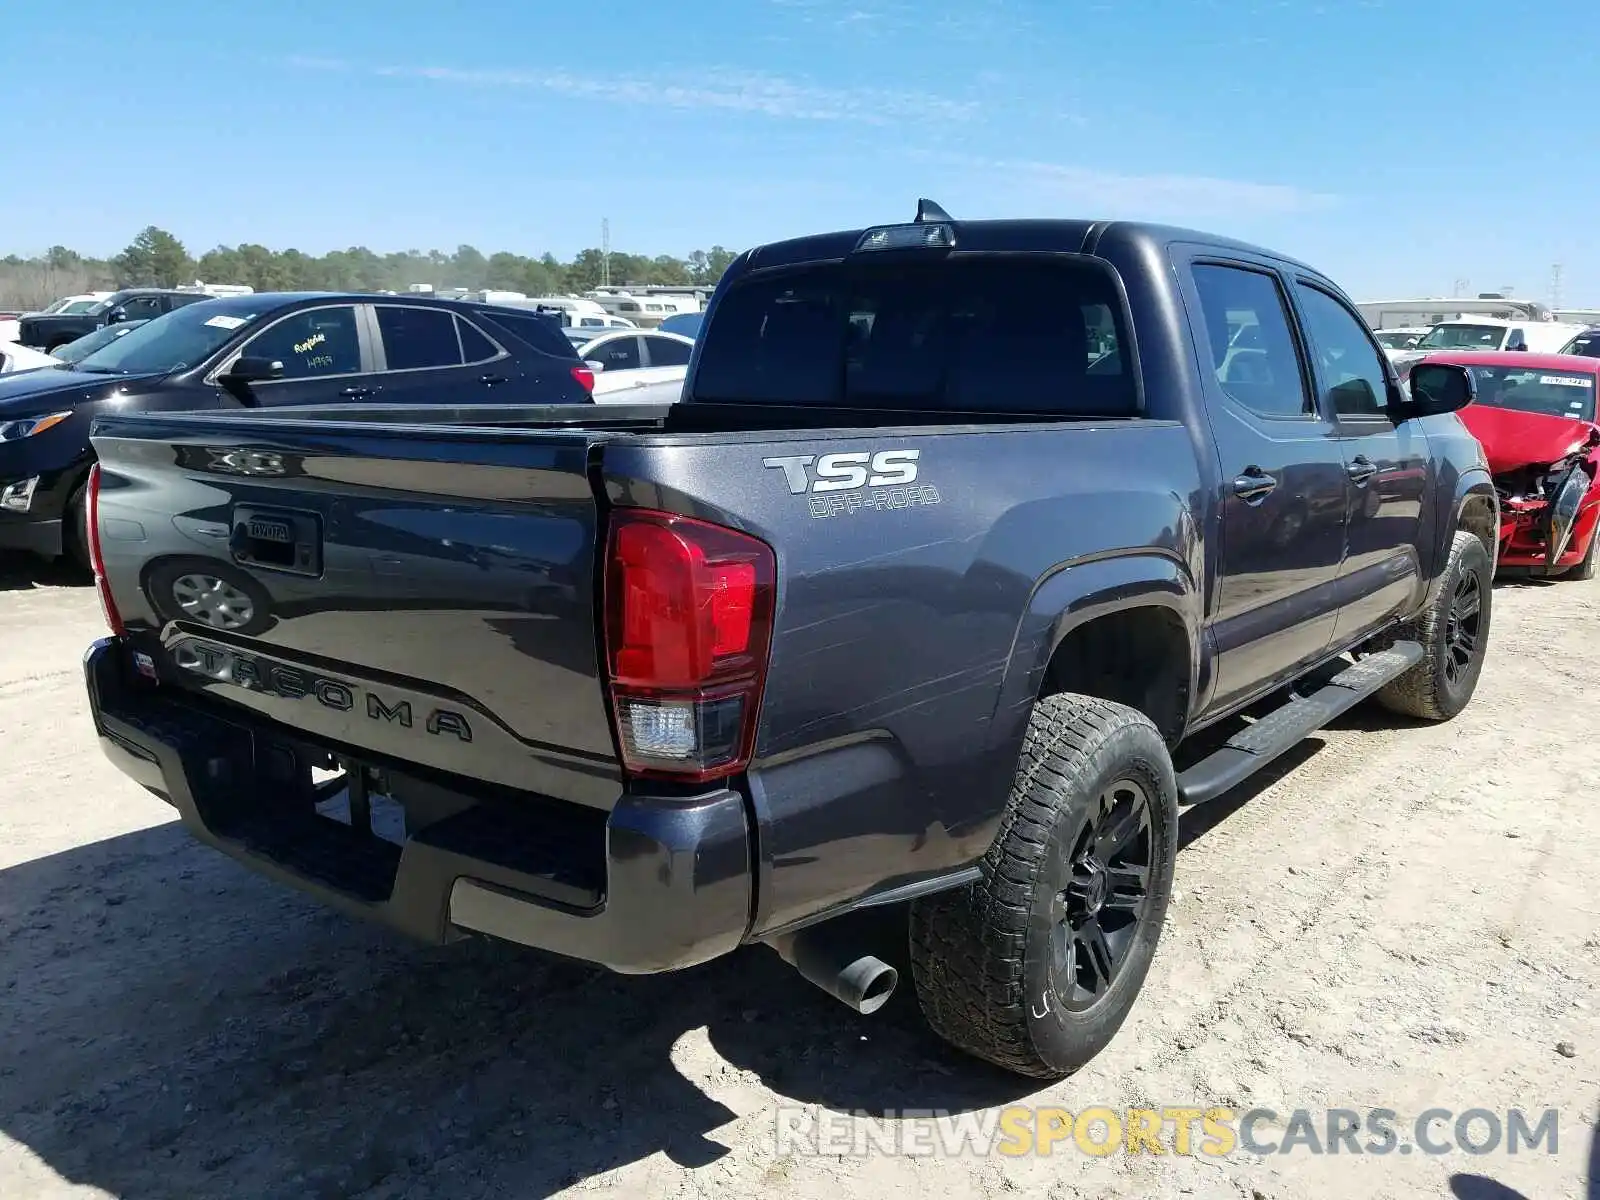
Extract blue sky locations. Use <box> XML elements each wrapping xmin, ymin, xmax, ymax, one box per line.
<box><xmin>5</xmin><ymin>0</ymin><xmax>1597</xmax><ymax>303</ymax></box>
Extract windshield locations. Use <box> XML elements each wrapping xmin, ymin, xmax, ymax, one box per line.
<box><xmin>1376</xmin><ymin>331</ymin><xmax>1423</xmax><ymax>350</ymax></box>
<box><xmin>691</xmin><ymin>255</ymin><xmax>1137</xmax><ymax>415</ymax></box>
<box><xmin>660</xmin><ymin>312</ymin><xmax>704</xmax><ymax>337</ymax></box>
<box><xmin>1468</xmin><ymin>366</ymin><xmax>1596</xmax><ymax>422</ymax></box>
<box><xmin>54</xmin><ymin>320</ymin><xmax>148</xmax><ymax>364</ymax></box>
<box><xmin>1417</xmin><ymin>324</ymin><xmax>1505</xmax><ymax>350</ymax></box>
<box><xmin>74</xmin><ymin>304</ymin><xmax>259</xmax><ymax>374</ymax></box>
<box><xmin>59</xmin><ymin>299</ymin><xmax>100</xmax><ymax>315</ymax></box>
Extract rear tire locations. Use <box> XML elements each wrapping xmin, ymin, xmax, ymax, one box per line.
<box><xmin>909</xmin><ymin>695</ymin><xmax>1179</xmax><ymax>1079</ymax></box>
<box><xmin>1373</xmin><ymin>530</ymin><xmax>1491</xmax><ymax>721</ymax></box>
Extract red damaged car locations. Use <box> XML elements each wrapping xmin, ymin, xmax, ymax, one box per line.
<box><xmin>1414</xmin><ymin>350</ymin><xmax>1600</xmax><ymax>579</ymax></box>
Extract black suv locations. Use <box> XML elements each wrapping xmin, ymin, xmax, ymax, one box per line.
<box><xmin>0</xmin><ymin>292</ymin><xmax>594</xmax><ymax>566</ymax></box>
<box><xmin>1558</xmin><ymin>327</ymin><xmax>1600</xmax><ymax>359</ymax></box>
<box><xmin>17</xmin><ymin>289</ymin><xmax>208</xmax><ymax>352</ymax></box>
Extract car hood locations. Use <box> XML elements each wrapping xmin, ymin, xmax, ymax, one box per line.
<box><xmin>20</xmin><ymin>311</ymin><xmax>98</xmax><ymax>327</ymax></box>
<box><xmin>1458</xmin><ymin>404</ymin><xmax>1600</xmax><ymax>473</ymax></box>
<box><xmin>0</xmin><ymin>366</ymin><xmax>162</xmax><ymax>413</ymax></box>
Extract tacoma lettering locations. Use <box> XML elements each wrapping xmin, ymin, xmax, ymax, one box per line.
<box><xmin>171</xmin><ymin>640</ymin><xmax>469</xmax><ymax>741</ymax></box>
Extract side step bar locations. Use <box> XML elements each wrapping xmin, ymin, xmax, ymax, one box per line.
<box><xmin>1177</xmin><ymin>641</ymin><xmax>1423</xmax><ymax>806</ymax></box>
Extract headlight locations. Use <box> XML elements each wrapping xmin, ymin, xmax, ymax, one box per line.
<box><xmin>0</xmin><ymin>411</ymin><xmax>73</xmax><ymax>442</ymax></box>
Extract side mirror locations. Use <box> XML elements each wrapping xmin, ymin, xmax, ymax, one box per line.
<box><xmin>584</xmin><ymin>359</ymin><xmax>605</xmax><ymax>373</ymax></box>
<box><xmin>1403</xmin><ymin>362</ymin><xmax>1476</xmax><ymax>418</ymax></box>
<box><xmin>222</xmin><ymin>355</ymin><xmax>285</xmax><ymax>384</ymax></box>
<box><xmin>104</xmin><ymin>306</ymin><xmax>129</xmax><ymax>325</ymax></box>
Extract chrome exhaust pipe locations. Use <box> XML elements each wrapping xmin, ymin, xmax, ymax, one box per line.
<box><xmin>766</xmin><ymin>918</ymin><xmax>900</xmax><ymax>1015</ymax></box>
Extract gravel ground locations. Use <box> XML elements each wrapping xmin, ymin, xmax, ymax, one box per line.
<box><xmin>0</xmin><ymin>557</ymin><xmax>1595</xmax><ymax>1200</ymax></box>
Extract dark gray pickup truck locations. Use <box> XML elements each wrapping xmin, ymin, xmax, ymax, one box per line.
<box><xmin>82</xmin><ymin>203</ymin><xmax>1498</xmax><ymax>1079</ymax></box>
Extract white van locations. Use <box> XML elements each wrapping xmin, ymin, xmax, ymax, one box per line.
<box><xmin>1409</xmin><ymin>317</ymin><xmax>1591</xmax><ymax>356</ymax></box>
<box><xmin>590</xmin><ymin>290</ymin><xmax>700</xmax><ymax>330</ymax></box>
<box><xmin>497</xmin><ymin>296</ymin><xmax>635</xmax><ymax>329</ymax></box>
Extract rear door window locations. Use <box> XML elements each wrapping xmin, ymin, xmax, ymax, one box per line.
<box><xmin>591</xmin><ymin>336</ymin><xmax>642</xmax><ymax>371</ymax></box>
<box><xmin>643</xmin><ymin>335</ymin><xmax>692</xmax><ymax>367</ymax></box>
<box><xmin>691</xmin><ymin>256</ymin><xmax>1138</xmax><ymax>415</ymax></box>
<box><xmin>374</xmin><ymin>305</ymin><xmax>463</xmax><ymax>371</ymax></box>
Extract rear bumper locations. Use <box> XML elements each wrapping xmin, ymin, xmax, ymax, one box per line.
<box><xmin>84</xmin><ymin>637</ymin><xmax>754</xmax><ymax>973</ymax></box>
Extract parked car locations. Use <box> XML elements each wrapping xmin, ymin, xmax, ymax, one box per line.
<box><xmin>1432</xmin><ymin>317</ymin><xmax>1589</xmax><ymax>353</ymax></box>
<box><xmin>657</xmin><ymin>311</ymin><xmax>705</xmax><ymax>338</ymax></box>
<box><xmin>1</xmin><ymin>341</ymin><xmax>60</xmax><ymax>374</ymax></box>
<box><xmin>17</xmin><ymin>288</ymin><xmax>210</xmax><ymax>352</ymax></box>
<box><xmin>569</xmin><ymin>313</ymin><xmax>639</xmax><ymax>331</ymax></box>
<box><xmin>47</xmin><ymin>319</ymin><xmax>150</xmax><ymax>365</ymax></box>
<box><xmin>1556</xmin><ymin>327</ymin><xmax>1600</xmax><ymax>359</ymax></box>
<box><xmin>82</xmin><ymin>204</ymin><xmax>1492</xmax><ymax>1081</ymax></box>
<box><xmin>567</xmin><ymin>327</ymin><xmax>695</xmax><ymax>395</ymax></box>
<box><xmin>0</xmin><ymin>292</ymin><xmax>594</xmax><ymax>568</ymax></box>
<box><xmin>1373</xmin><ymin>326</ymin><xmax>1431</xmax><ymax>356</ymax></box>
<box><xmin>1419</xmin><ymin>350</ymin><xmax>1599</xmax><ymax>580</ymax></box>
<box><xmin>31</xmin><ymin>292</ymin><xmax>116</xmax><ymax>316</ymax></box>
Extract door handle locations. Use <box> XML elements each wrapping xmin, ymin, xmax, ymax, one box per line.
<box><xmin>1232</xmin><ymin>468</ymin><xmax>1278</xmax><ymax>504</ymax></box>
<box><xmin>1347</xmin><ymin>456</ymin><xmax>1378</xmax><ymax>487</ymax></box>
<box><xmin>479</xmin><ymin>374</ymin><xmax>508</xmax><ymax>385</ymax></box>
<box><xmin>338</xmin><ymin>386</ymin><xmax>373</xmax><ymax>399</ymax></box>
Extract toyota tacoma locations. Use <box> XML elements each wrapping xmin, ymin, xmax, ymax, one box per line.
<box><xmin>82</xmin><ymin>202</ymin><xmax>1497</xmax><ymax>1078</ymax></box>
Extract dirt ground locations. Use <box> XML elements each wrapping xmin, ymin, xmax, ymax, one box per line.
<box><xmin>0</xmin><ymin>557</ymin><xmax>1595</xmax><ymax>1200</ymax></box>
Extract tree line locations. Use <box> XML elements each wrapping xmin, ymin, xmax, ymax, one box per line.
<box><xmin>0</xmin><ymin>226</ymin><xmax>742</xmax><ymax>311</ymax></box>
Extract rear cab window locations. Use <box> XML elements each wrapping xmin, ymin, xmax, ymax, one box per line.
<box><xmin>689</xmin><ymin>256</ymin><xmax>1139</xmax><ymax>416</ymax></box>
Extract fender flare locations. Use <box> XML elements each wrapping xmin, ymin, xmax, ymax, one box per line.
<box><xmin>1449</xmin><ymin>467</ymin><xmax>1499</xmax><ymax>572</ymax></box>
<box><xmin>986</xmin><ymin>549</ymin><xmax>1203</xmax><ymax>755</ymax></box>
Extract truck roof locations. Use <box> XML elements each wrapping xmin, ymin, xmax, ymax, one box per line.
<box><xmin>161</xmin><ymin>291</ymin><xmax>572</xmax><ymax>319</ymax></box>
<box><xmin>742</xmin><ymin>213</ymin><xmax>1322</xmax><ymax>277</ymax></box>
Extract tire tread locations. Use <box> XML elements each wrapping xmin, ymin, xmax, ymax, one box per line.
<box><xmin>909</xmin><ymin>695</ymin><xmax>1169</xmax><ymax>1078</ymax></box>
<box><xmin>1372</xmin><ymin>530</ymin><xmax>1490</xmax><ymax>721</ymax></box>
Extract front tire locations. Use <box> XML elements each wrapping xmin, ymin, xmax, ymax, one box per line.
<box><xmin>1373</xmin><ymin>530</ymin><xmax>1492</xmax><ymax>721</ymax></box>
<box><xmin>63</xmin><ymin>478</ymin><xmax>91</xmax><ymax>574</ymax></box>
<box><xmin>1563</xmin><ymin>527</ymin><xmax>1598</xmax><ymax>581</ymax></box>
<box><xmin>909</xmin><ymin>695</ymin><xmax>1179</xmax><ymax>1079</ymax></box>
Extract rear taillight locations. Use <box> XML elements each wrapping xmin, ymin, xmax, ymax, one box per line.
<box><xmin>571</xmin><ymin>365</ymin><xmax>595</xmax><ymax>393</ymax></box>
<box><xmin>602</xmin><ymin>508</ymin><xmax>775</xmax><ymax>782</ymax></box>
<box><xmin>86</xmin><ymin>463</ymin><xmax>124</xmax><ymax>636</ymax></box>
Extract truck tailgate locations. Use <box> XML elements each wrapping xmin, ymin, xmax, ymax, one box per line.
<box><xmin>90</xmin><ymin>413</ymin><xmax>624</xmax><ymax>808</ymax></box>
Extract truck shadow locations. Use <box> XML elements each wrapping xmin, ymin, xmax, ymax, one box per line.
<box><xmin>0</xmin><ymin>553</ymin><xmax>87</xmax><ymax>592</ymax></box>
<box><xmin>1</xmin><ymin>717</ymin><xmax>1443</xmax><ymax>1199</ymax></box>
<box><xmin>0</xmin><ymin>822</ymin><xmax>1032</xmax><ymax>1199</ymax></box>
